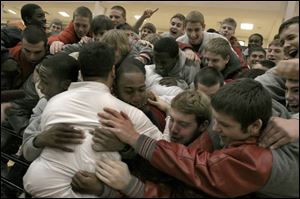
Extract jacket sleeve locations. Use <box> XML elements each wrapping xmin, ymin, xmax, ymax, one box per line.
<box><xmin>48</xmin><ymin>21</ymin><xmax>79</xmax><ymax>45</ymax></box>
<box><xmin>134</xmin><ymin>134</ymin><xmax>272</xmax><ymax>197</ymax></box>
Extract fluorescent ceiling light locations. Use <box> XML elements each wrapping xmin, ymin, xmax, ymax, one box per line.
<box><xmin>240</xmin><ymin>23</ymin><xmax>253</xmax><ymax>30</ymax></box>
<box><xmin>8</xmin><ymin>9</ymin><xmax>16</xmax><ymax>14</ymax></box>
<box><xmin>58</xmin><ymin>11</ymin><xmax>69</xmax><ymax>17</ymax></box>
<box><xmin>134</xmin><ymin>15</ymin><xmax>141</xmax><ymax>20</ymax></box>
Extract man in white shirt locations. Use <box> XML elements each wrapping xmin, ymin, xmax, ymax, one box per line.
<box><xmin>23</xmin><ymin>42</ymin><xmax>168</xmax><ymax>197</ymax></box>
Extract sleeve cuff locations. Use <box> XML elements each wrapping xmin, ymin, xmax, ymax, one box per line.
<box><xmin>121</xmin><ymin>176</ymin><xmax>144</xmax><ymax>198</ymax></box>
<box><xmin>134</xmin><ymin>134</ymin><xmax>157</xmax><ymax>161</ymax></box>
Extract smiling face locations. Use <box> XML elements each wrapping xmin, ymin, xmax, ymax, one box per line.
<box><xmin>109</xmin><ymin>9</ymin><xmax>126</xmax><ymax>27</ymax></box>
<box><xmin>212</xmin><ymin>109</ymin><xmax>253</xmax><ymax>147</ymax></box>
<box><xmin>285</xmin><ymin>79</ymin><xmax>299</xmax><ymax>113</ymax></box>
<box><xmin>280</xmin><ymin>23</ymin><xmax>299</xmax><ymax>58</ymax></box>
<box><xmin>169</xmin><ymin>17</ymin><xmax>185</xmax><ymax>39</ymax></box>
<box><xmin>186</xmin><ymin>22</ymin><xmax>204</xmax><ymax>46</ymax></box>
<box><xmin>116</xmin><ymin>72</ymin><xmax>148</xmax><ymax>111</ymax></box>
<box><xmin>168</xmin><ymin>108</ymin><xmax>200</xmax><ymax>145</ymax></box>
<box><xmin>266</xmin><ymin>44</ymin><xmax>285</xmax><ymax>64</ymax></box>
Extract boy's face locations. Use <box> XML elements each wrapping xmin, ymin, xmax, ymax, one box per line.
<box><xmin>141</xmin><ymin>28</ymin><xmax>153</xmax><ymax>39</ymax></box>
<box><xmin>202</xmin><ymin>51</ymin><xmax>229</xmax><ymax>71</ymax></box>
<box><xmin>30</xmin><ymin>8</ymin><xmax>46</xmax><ymax>29</ymax></box>
<box><xmin>73</xmin><ymin>16</ymin><xmax>90</xmax><ymax>39</ymax></box>
<box><xmin>267</xmin><ymin>44</ymin><xmax>285</xmax><ymax>64</ymax></box>
<box><xmin>169</xmin><ymin>17</ymin><xmax>185</xmax><ymax>39</ymax></box>
<box><xmin>49</xmin><ymin>23</ymin><xmax>62</xmax><ymax>33</ymax></box>
<box><xmin>247</xmin><ymin>51</ymin><xmax>266</xmax><ymax>68</ymax></box>
<box><xmin>285</xmin><ymin>79</ymin><xmax>299</xmax><ymax>113</ymax></box>
<box><xmin>116</xmin><ymin>72</ymin><xmax>148</xmax><ymax>111</ymax></box>
<box><xmin>186</xmin><ymin>22</ymin><xmax>204</xmax><ymax>46</ymax></box>
<box><xmin>219</xmin><ymin>23</ymin><xmax>235</xmax><ymax>40</ymax></box>
<box><xmin>22</xmin><ymin>38</ymin><xmax>46</xmax><ymax>65</ymax></box>
<box><xmin>212</xmin><ymin>109</ymin><xmax>252</xmax><ymax>147</ymax></box>
<box><xmin>154</xmin><ymin>52</ymin><xmax>178</xmax><ymax>76</ymax></box>
<box><xmin>280</xmin><ymin>23</ymin><xmax>299</xmax><ymax>58</ymax></box>
<box><xmin>37</xmin><ymin>65</ymin><xmax>65</xmax><ymax>99</ymax></box>
<box><xmin>109</xmin><ymin>9</ymin><xmax>126</xmax><ymax>27</ymax></box>
<box><xmin>168</xmin><ymin>108</ymin><xmax>200</xmax><ymax>145</ymax></box>
<box><xmin>248</xmin><ymin>35</ymin><xmax>262</xmax><ymax>48</ymax></box>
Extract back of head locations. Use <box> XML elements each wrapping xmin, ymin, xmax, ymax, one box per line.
<box><xmin>143</xmin><ymin>33</ymin><xmax>162</xmax><ymax>45</ymax></box>
<box><xmin>171</xmin><ymin>90</ymin><xmax>212</xmax><ymax>125</ymax></box>
<box><xmin>50</xmin><ymin>18</ymin><xmax>63</xmax><ymax>27</ymax></box>
<box><xmin>154</xmin><ymin>37</ymin><xmax>179</xmax><ymax>58</ymax></box>
<box><xmin>101</xmin><ymin>29</ymin><xmax>129</xmax><ymax>59</ymax></box>
<box><xmin>204</xmin><ymin>37</ymin><xmax>231</xmax><ymax>59</ymax></box>
<box><xmin>185</xmin><ymin>10</ymin><xmax>205</xmax><ymax>27</ymax></box>
<box><xmin>194</xmin><ymin>67</ymin><xmax>224</xmax><ymax>87</ymax></box>
<box><xmin>141</xmin><ymin>23</ymin><xmax>157</xmax><ymax>33</ymax></box>
<box><xmin>220</xmin><ymin>17</ymin><xmax>237</xmax><ymax>29</ymax></box>
<box><xmin>40</xmin><ymin>52</ymin><xmax>79</xmax><ymax>82</ymax></box>
<box><xmin>22</xmin><ymin>25</ymin><xmax>47</xmax><ymax>46</ymax></box>
<box><xmin>78</xmin><ymin>42</ymin><xmax>115</xmax><ymax>79</ymax></box>
<box><xmin>258</xmin><ymin>60</ymin><xmax>276</xmax><ymax>69</ymax></box>
<box><xmin>211</xmin><ymin>78</ymin><xmax>272</xmax><ymax>132</ymax></box>
<box><xmin>278</xmin><ymin>16</ymin><xmax>299</xmax><ymax>34</ymax></box>
<box><xmin>116</xmin><ymin>22</ymin><xmax>134</xmax><ymax>31</ymax></box>
<box><xmin>111</xmin><ymin>5</ymin><xmax>126</xmax><ymax>18</ymax></box>
<box><xmin>237</xmin><ymin>68</ymin><xmax>266</xmax><ymax>79</ymax></box>
<box><xmin>91</xmin><ymin>15</ymin><xmax>114</xmax><ymax>34</ymax></box>
<box><xmin>21</xmin><ymin>3</ymin><xmax>41</xmax><ymax>25</ymax></box>
<box><xmin>206</xmin><ymin>28</ymin><xmax>218</xmax><ymax>33</ymax></box>
<box><xmin>73</xmin><ymin>6</ymin><xmax>93</xmax><ymax>22</ymax></box>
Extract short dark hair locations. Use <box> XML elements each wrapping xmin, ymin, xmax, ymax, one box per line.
<box><xmin>40</xmin><ymin>53</ymin><xmax>79</xmax><ymax>82</ymax></box>
<box><xmin>141</xmin><ymin>23</ymin><xmax>156</xmax><ymax>33</ymax></box>
<box><xmin>194</xmin><ymin>67</ymin><xmax>224</xmax><ymax>88</ymax></box>
<box><xmin>268</xmin><ymin>39</ymin><xmax>284</xmax><ymax>47</ymax></box>
<box><xmin>73</xmin><ymin>6</ymin><xmax>93</xmax><ymax>22</ymax></box>
<box><xmin>249</xmin><ymin>46</ymin><xmax>266</xmax><ymax>56</ymax></box>
<box><xmin>278</xmin><ymin>16</ymin><xmax>299</xmax><ymax>34</ymax></box>
<box><xmin>211</xmin><ymin>78</ymin><xmax>272</xmax><ymax>132</ymax></box>
<box><xmin>249</xmin><ymin>33</ymin><xmax>264</xmax><ymax>43</ymax></box>
<box><xmin>91</xmin><ymin>15</ymin><xmax>114</xmax><ymax>34</ymax></box>
<box><xmin>22</xmin><ymin>25</ymin><xmax>47</xmax><ymax>47</ymax></box>
<box><xmin>221</xmin><ymin>17</ymin><xmax>237</xmax><ymax>28</ymax></box>
<box><xmin>143</xmin><ymin>33</ymin><xmax>162</xmax><ymax>45</ymax></box>
<box><xmin>258</xmin><ymin>60</ymin><xmax>276</xmax><ymax>69</ymax></box>
<box><xmin>171</xmin><ymin>13</ymin><xmax>186</xmax><ymax>26</ymax></box>
<box><xmin>78</xmin><ymin>42</ymin><xmax>115</xmax><ymax>79</ymax></box>
<box><xmin>237</xmin><ymin>68</ymin><xmax>266</xmax><ymax>79</ymax></box>
<box><xmin>116</xmin><ymin>22</ymin><xmax>133</xmax><ymax>31</ymax></box>
<box><xmin>154</xmin><ymin>37</ymin><xmax>179</xmax><ymax>58</ymax></box>
<box><xmin>116</xmin><ymin>58</ymin><xmax>145</xmax><ymax>85</ymax></box>
<box><xmin>111</xmin><ymin>5</ymin><xmax>126</xmax><ymax>18</ymax></box>
<box><xmin>21</xmin><ymin>4</ymin><xmax>42</xmax><ymax>25</ymax></box>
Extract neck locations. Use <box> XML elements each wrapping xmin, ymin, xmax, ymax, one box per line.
<box><xmin>83</xmin><ymin>77</ymin><xmax>113</xmax><ymax>89</ymax></box>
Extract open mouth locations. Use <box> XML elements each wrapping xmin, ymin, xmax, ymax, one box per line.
<box><xmin>288</xmin><ymin>49</ymin><xmax>298</xmax><ymax>58</ymax></box>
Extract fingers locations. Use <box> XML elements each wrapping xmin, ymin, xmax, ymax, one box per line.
<box><xmin>120</xmin><ymin>111</ymin><xmax>130</xmax><ymax>120</ymax></box>
<box><xmin>152</xmin><ymin>8</ymin><xmax>159</xmax><ymax>13</ymax></box>
<box><xmin>58</xmin><ymin>146</ymin><xmax>74</xmax><ymax>152</ymax></box>
<box><xmin>270</xmin><ymin>137</ymin><xmax>289</xmax><ymax>149</ymax></box>
<box><xmin>94</xmin><ymin>127</ymin><xmax>115</xmax><ymax>139</ymax></box>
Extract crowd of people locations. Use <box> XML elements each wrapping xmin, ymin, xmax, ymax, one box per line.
<box><xmin>1</xmin><ymin>3</ymin><xmax>299</xmax><ymax>198</ymax></box>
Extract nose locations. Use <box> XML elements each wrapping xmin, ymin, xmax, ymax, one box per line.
<box><xmin>286</xmin><ymin>90</ymin><xmax>294</xmax><ymax>102</ymax></box>
<box><xmin>169</xmin><ymin>122</ymin><xmax>179</xmax><ymax>134</ymax></box>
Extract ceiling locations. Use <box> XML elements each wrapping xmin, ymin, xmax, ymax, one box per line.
<box><xmin>1</xmin><ymin>1</ymin><xmax>299</xmax><ymax>47</ymax></box>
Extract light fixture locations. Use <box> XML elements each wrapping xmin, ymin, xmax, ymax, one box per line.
<box><xmin>58</xmin><ymin>11</ymin><xmax>70</xmax><ymax>17</ymax></box>
<box><xmin>134</xmin><ymin>15</ymin><xmax>141</xmax><ymax>20</ymax></box>
<box><xmin>8</xmin><ymin>9</ymin><xmax>16</xmax><ymax>14</ymax></box>
<box><xmin>240</xmin><ymin>23</ymin><xmax>254</xmax><ymax>30</ymax></box>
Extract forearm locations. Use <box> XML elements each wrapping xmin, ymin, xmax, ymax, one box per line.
<box><xmin>132</xmin><ymin>16</ymin><xmax>146</xmax><ymax>34</ymax></box>
<box><xmin>22</xmin><ymin>136</ymin><xmax>43</xmax><ymax>162</ymax></box>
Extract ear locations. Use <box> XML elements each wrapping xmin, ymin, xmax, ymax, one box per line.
<box><xmin>198</xmin><ymin>120</ymin><xmax>210</xmax><ymax>132</ymax></box>
<box><xmin>111</xmin><ymin>65</ymin><xmax>116</xmax><ymax>80</ymax></box>
<box><xmin>247</xmin><ymin>119</ymin><xmax>262</xmax><ymax>137</ymax></box>
<box><xmin>61</xmin><ymin>80</ymin><xmax>72</xmax><ymax>90</ymax></box>
<box><xmin>225</xmin><ymin>54</ymin><xmax>230</xmax><ymax>64</ymax></box>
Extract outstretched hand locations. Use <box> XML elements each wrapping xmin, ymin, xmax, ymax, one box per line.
<box><xmin>142</xmin><ymin>8</ymin><xmax>159</xmax><ymax>19</ymax></box>
<box><xmin>98</xmin><ymin>108</ymin><xmax>140</xmax><ymax>146</ymax></box>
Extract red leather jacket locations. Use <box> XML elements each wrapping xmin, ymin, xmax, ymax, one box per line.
<box><xmin>133</xmin><ymin>131</ymin><xmax>273</xmax><ymax>197</ymax></box>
